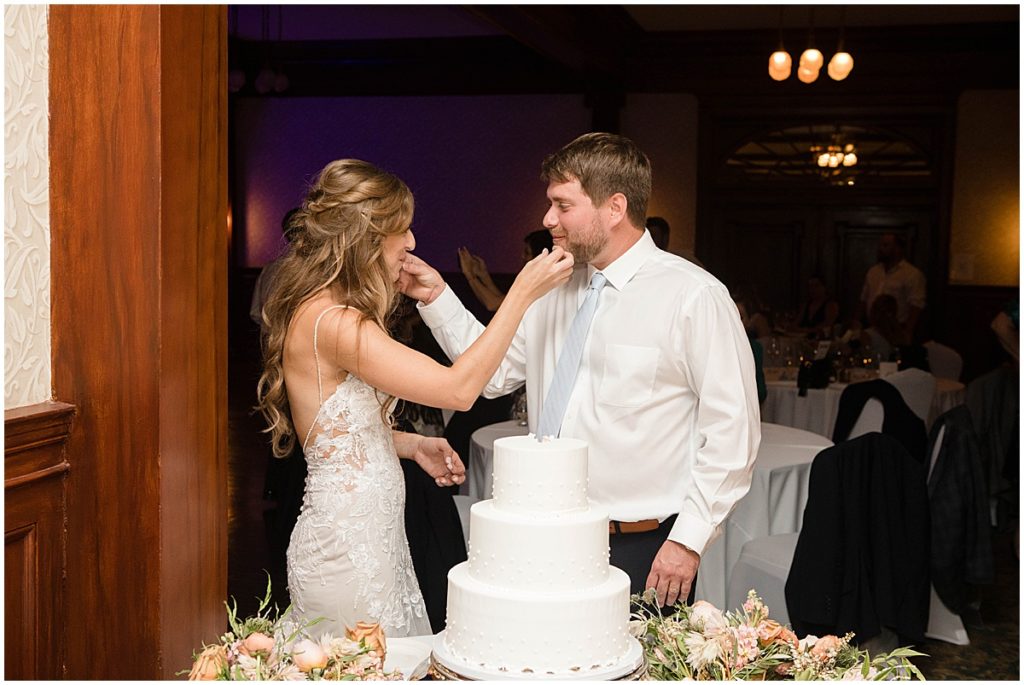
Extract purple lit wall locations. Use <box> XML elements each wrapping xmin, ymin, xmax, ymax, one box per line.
<box><xmin>232</xmin><ymin>95</ymin><xmax>591</xmax><ymax>272</ymax></box>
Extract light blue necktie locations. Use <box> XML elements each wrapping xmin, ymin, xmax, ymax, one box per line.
<box><xmin>536</xmin><ymin>272</ymin><xmax>608</xmax><ymax>438</ymax></box>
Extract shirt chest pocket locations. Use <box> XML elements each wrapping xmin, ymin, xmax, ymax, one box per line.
<box><xmin>598</xmin><ymin>344</ymin><xmax>660</xmax><ymax>408</ymax></box>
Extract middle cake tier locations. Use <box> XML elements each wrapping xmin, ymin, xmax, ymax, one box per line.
<box><xmin>467</xmin><ymin>499</ymin><xmax>610</xmax><ymax>592</ymax></box>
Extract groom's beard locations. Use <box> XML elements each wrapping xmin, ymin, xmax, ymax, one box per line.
<box><xmin>565</xmin><ymin>215</ymin><xmax>608</xmax><ymax>265</ymax></box>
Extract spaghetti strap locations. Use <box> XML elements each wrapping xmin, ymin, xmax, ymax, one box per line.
<box><xmin>303</xmin><ymin>304</ymin><xmax>351</xmax><ymax>450</ymax></box>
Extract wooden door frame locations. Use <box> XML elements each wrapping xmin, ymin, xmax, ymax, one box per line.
<box><xmin>47</xmin><ymin>6</ymin><xmax>227</xmax><ymax>678</ymax></box>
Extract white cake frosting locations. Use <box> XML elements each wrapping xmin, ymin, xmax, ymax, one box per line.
<box><xmin>440</xmin><ymin>435</ymin><xmax>636</xmax><ymax>678</ymax></box>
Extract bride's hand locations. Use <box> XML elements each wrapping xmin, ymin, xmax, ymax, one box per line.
<box><xmin>412</xmin><ymin>436</ymin><xmax>466</xmax><ymax>487</ymax></box>
<box><xmin>508</xmin><ymin>246</ymin><xmax>574</xmax><ymax>303</ymax></box>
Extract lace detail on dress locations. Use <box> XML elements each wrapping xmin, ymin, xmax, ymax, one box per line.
<box><xmin>286</xmin><ymin>306</ymin><xmax>429</xmax><ymax>638</ymax></box>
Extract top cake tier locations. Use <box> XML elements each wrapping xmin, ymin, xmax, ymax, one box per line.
<box><xmin>491</xmin><ymin>435</ymin><xmax>589</xmax><ymax>514</ymax></box>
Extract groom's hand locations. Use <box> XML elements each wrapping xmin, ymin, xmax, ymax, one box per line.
<box><xmin>399</xmin><ymin>254</ymin><xmax>446</xmax><ymax>305</ymax></box>
<box><xmin>646</xmin><ymin>540</ymin><xmax>700</xmax><ymax>607</ymax></box>
<box><xmin>412</xmin><ymin>436</ymin><xmax>466</xmax><ymax>487</ymax></box>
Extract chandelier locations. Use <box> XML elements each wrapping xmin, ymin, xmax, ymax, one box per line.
<box><xmin>809</xmin><ymin>139</ymin><xmax>858</xmax><ymax>185</ymax></box>
<box><xmin>768</xmin><ymin>7</ymin><xmax>854</xmax><ymax>83</ymax></box>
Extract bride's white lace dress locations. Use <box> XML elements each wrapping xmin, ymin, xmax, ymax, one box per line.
<box><xmin>286</xmin><ymin>305</ymin><xmax>430</xmax><ymax>638</ymax></box>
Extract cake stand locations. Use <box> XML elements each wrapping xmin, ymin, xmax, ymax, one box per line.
<box><xmin>429</xmin><ymin>632</ymin><xmax>647</xmax><ymax>681</ymax></box>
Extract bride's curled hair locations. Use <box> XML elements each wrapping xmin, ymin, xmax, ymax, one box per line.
<box><xmin>257</xmin><ymin>159</ymin><xmax>414</xmax><ymax>457</ymax></box>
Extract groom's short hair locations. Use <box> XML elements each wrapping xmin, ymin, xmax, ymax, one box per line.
<box><xmin>541</xmin><ymin>132</ymin><xmax>651</xmax><ymax>229</ymax></box>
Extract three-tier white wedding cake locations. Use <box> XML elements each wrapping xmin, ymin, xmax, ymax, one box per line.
<box><xmin>434</xmin><ymin>435</ymin><xmax>642</xmax><ymax>679</ymax></box>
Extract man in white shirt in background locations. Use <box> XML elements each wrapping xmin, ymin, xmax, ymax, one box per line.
<box><xmin>401</xmin><ymin>132</ymin><xmax>760</xmax><ymax>607</ymax></box>
<box><xmin>854</xmin><ymin>232</ymin><xmax>927</xmax><ymax>341</ymax></box>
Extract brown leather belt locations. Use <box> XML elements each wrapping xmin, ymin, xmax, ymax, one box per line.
<box><xmin>609</xmin><ymin>519</ymin><xmax>660</xmax><ymax>535</ymax></box>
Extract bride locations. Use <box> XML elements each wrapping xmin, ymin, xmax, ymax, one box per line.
<box><xmin>257</xmin><ymin>159</ymin><xmax>573</xmax><ymax>638</ymax></box>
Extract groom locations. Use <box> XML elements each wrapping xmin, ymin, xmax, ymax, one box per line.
<box><xmin>401</xmin><ymin>132</ymin><xmax>760</xmax><ymax>606</ymax></box>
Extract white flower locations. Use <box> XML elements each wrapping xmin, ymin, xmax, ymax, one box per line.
<box><xmin>841</xmin><ymin>664</ymin><xmax>879</xmax><ymax>680</ymax></box>
<box><xmin>628</xmin><ymin>620</ymin><xmax>647</xmax><ymax>638</ymax></box>
<box><xmin>689</xmin><ymin>600</ymin><xmax>728</xmax><ymax>633</ymax></box>
<box><xmin>684</xmin><ymin>630</ymin><xmax>723</xmax><ymax>670</ymax></box>
<box><xmin>799</xmin><ymin>634</ymin><xmax>819</xmax><ymax>652</ymax></box>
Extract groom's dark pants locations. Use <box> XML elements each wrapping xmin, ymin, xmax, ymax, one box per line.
<box><xmin>608</xmin><ymin>514</ymin><xmax>697</xmax><ymax>607</ymax></box>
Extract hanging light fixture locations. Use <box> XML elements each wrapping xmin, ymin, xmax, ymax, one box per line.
<box><xmin>827</xmin><ymin>7</ymin><xmax>854</xmax><ymax>81</ymax></box>
<box><xmin>769</xmin><ymin>6</ymin><xmax>855</xmax><ymax>85</ymax></box>
<box><xmin>768</xmin><ymin>7</ymin><xmax>792</xmax><ymax>81</ymax></box>
<box><xmin>798</xmin><ymin>6</ymin><xmax>823</xmax><ymax>83</ymax></box>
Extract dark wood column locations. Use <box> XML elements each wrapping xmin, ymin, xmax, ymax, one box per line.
<box><xmin>49</xmin><ymin>5</ymin><xmax>227</xmax><ymax>678</ymax></box>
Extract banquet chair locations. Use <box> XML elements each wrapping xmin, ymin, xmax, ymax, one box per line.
<box><xmin>883</xmin><ymin>367</ymin><xmax>936</xmax><ymax>424</ymax></box>
<box><xmin>452</xmin><ymin>494</ymin><xmax>479</xmax><ymax>546</ymax></box>
<box><xmin>729</xmin><ymin>434</ymin><xmax>930</xmax><ymax>650</ymax></box>
<box><xmin>833</xmin><ymin>374</ymin><xmax>929</xmax><ymax>462</ymax></box>
<box><xmin>923</xmin><ymin>341</ymin><xmax>963</xmax><ymax>381</ymax></box>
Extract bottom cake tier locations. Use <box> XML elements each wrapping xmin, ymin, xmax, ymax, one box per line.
<box><xmin>443</xmin><ymin>564</ymin><xmax>633</xmax><ymax>677</ymax></box>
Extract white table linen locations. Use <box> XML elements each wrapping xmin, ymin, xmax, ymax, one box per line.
<box><xmin>762</xmin><ymin>376</ymin><xmax>965</xmax><ymax>438</ymax></box>
<box><xmin>464</xmin><ymin>420</ymin><xmax>831</xmax><ymax>610</ymax></box>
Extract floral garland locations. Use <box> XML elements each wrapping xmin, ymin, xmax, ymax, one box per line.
<box><xmin>184</xmin><ymin>578</ymin><xmax>402</xmax><ymax>681</ymax></box>
<box><xmin>630</xmin><ymin>589</ymin><xmax>926</xmax><ymax>681</ymax></box>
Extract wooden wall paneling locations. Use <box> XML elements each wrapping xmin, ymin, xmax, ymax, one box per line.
<box><xmin>158</xmin><ymin>5</ymin><xmax>228</xmax><ymax>676</ymax></box>
<box><xmin>4</xmin><ymin>401</ymin><xmax>75</xmax><ymax>680</ymax></box>
<box><xmin>50</xmin><ymin>6</ymin><xmax>163</xmax><ymax>678</ymax></box>
<box><xmin>707</xmin><ymin>206</ymin><xmax>811</xmax><ymax>314</ymax></box>
<box><xmin>50</xmin><ymin>5</ymin><xmax>227</xmax><ymax>678</ymax></box>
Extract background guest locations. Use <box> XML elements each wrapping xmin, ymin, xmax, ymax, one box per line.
<box><xmin>732</xmin><ymin>281</ymin><xmax>772</xmax><ymax>340</ymax></box>
<box><xmin>795</xmin><ymin>274</ymin><xmax>840</xmax><ymax>339</ymax></box>
<box><xmin>853</xmin><ymin>232</ymin><xmax>926</xmax><ymax>341</ymax></box>
<box><xmin>458</xmin><ymin>229</ymin><xmax>553</xmax><ymax>312</ymax></box>
<box><xmin>645</xmin><ymin>215</ymin><xmax>671</xmax><ymax>251</ymax></box>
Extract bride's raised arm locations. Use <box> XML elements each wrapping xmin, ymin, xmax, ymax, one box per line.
<box><xmin>321</xmin><ymin>246</ymin><xmax>572</xmax><ymax>411</ymax></box>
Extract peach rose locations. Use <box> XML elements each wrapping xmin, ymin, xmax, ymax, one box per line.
<box><xmin>756</xmin><ymin>619</ymin><xmax>783</xmax><ymax>645</ymax></box>
<box><xmin>346</xmin><ymin>621</ymin><xmax>387</xmax><ymax>659</ymax></box>
<box><xmin>239</xmin><ymin>631</ymin><xmax>276</xmax><ymax>658</ymax></box>
<box><xmin>810</xmin><ymin>634</ymin><xmax>843</xmax><ymax>662</ymax></box>
<box><xmin>188</xmin><ymin>644</ymin><xmax>227</xmax><ymax>681</ymax></box>
<box><xmin>292</xmin><ymin>638</ymin><xmax>329</xmax><ymax>672</ymax></box>
<box><xmin>776</xmin><ymin>627</ymin><xmax>800</xmax><ymax>649</ymax></box>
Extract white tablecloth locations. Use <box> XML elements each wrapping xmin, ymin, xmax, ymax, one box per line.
<box><xmin>464</xmin><ymin>420</ymin><xmax>831</xmax><ymax>610</ymax></box>
<box><xmin>695</xmin><ymin>423</ymin><xmax>832</xmax><ymax>608</ymax></box>
<box><xmin>463</xmin><ymin>420</ymin><xmax>528</xmax><ymax>499</ymax></box>
<box><xmin>762</xmin><ymin>376</ymin><xmax>965</xmax><ymax>439</ymax></box>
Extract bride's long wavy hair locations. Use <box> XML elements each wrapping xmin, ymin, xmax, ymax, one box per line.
<box><xmin>256</xmin><ymin>159</ymin><xmax>414</xmax><ymax>457</ymax></box>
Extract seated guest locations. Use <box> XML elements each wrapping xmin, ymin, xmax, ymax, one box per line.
<box><xmin>736</xmin><ymin>300</ymin><xmax>768</xmax><ymax>405</ymax></box>
<box><xmin>795</xmin><ymin>275</ymin><xmax>840</xmax><ymax>339</ymax></box>
<box><xmin>861</xmin><ymin>294</ymin><xmax>908</xmax><ymax>362</ymax></box>
<box><xmin>733</xmin><ymin>282</ymin><xmax>772</xmax><ymax>340</ymax></box>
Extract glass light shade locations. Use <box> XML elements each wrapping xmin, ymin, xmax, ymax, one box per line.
<box><xmin>254</xmin><ymin>67</ymin><xmax>276</xmax><ymax>94</ymax></box>
<box><xmin>843</xmin><ymin>152</ymin><xmax>858</xmax><ymax>166</ymax></box>
<box><xmin>828</xmin><ymin>155</ymin><xmax>840</xmax><ymax>168</ymax></box>
<box><xmin>828</xmin><ymin>52</ymin><xmax>854</xmax><ymax>80</ymax></box>
<box><xmin>800</xmin><ymin>48</ymin><xmax>824</xmax><ymax>70</ymax></box>
<box><xmin>818</xmin><ymin>153</ymin><xmax>830</xmax><ymax>167</ymax></box>
<box><xmin>768</xmin><ymin>51</ymin><xmax>792</xmax><ymax>80</ymax></box>
<box><xmin>797</xmin><ymin>65</ymin><xmax>819</xmax><ymax>83</ymax></box>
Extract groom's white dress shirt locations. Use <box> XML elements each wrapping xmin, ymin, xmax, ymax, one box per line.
<box><xmin>418</xmin><ymin>231</ymin><xmax>760</xmax><ymax>556</ymax></box>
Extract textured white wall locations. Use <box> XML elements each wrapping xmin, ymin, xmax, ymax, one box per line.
<box><xmin>4</xmin><ymin>5</ymin><xmax>51</xmax><ymax>408</ymax></box>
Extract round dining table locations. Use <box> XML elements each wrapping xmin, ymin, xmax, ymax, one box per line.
<box><xmin>762</xmin><ymin>376</ymin><xmax>965</xmax><ymax>439</ymax></box>
<box><xmin>464</xmin><ymin>420</ymin><xmax>832</xmax><ymax>610</ymax></box>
